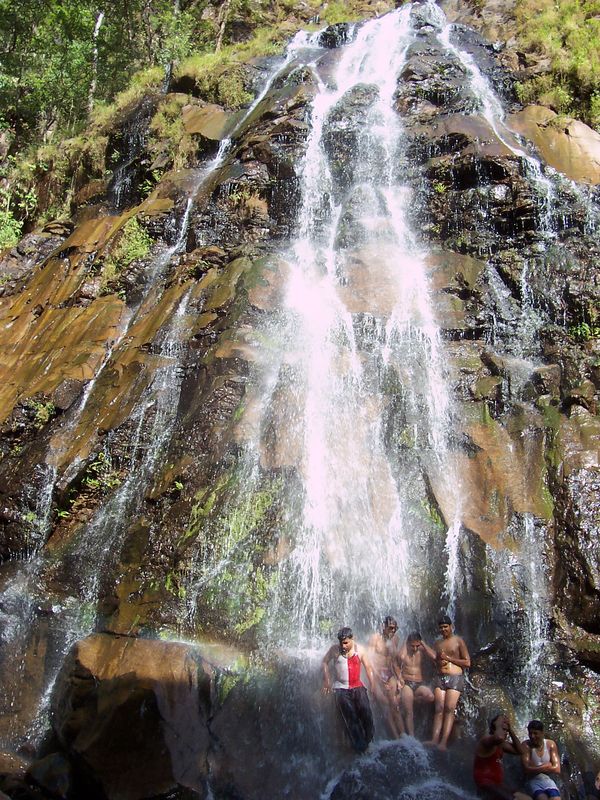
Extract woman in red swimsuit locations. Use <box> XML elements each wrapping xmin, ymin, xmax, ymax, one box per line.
<box><xmin>473</xmin><ymin>714</ymin><xmax>531</xmax><ymax>800</ymax></box>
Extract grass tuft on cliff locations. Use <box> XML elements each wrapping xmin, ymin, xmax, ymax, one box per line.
<box><xmin>515</xmin><ymin>0</ymin><xmax>600</xmax><ymax>128</ymax></box>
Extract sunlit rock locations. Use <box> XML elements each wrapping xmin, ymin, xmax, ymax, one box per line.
<box><xmin>508</xmin><ymin>106</ymin><xmax>600</xmax><ymax>185</ymax></box>
<box><xmin>52</xmin><ymin>634</ymin><xmax>211</xmax><ymax>800</ymax></box>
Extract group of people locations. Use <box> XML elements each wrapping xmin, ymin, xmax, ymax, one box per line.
<box><xmin>474</xmin><ymin>714</ymin><xmax>562</xmax><ymax>800</ymax></box>
<box><xmin>321</xmin><ymin>615</ymin><xmax>571</xmax><ymax>800</ymax></box>
<box><xmin>321</xmin><ymin>614</ymin><xmax>470</xmax><ymax>752</ymax></box>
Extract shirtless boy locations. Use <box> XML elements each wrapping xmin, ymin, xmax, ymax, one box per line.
<box><xmin>521</xmin><ymin>721</ymin><xmax>562</xmax><ymax>800</ymax></box>
<box><xmin>425</xmin><ymin>614</ymin><xmax>471</xmax><ymax>751</ymax></box>
<box><xmin>367</xmin><ymin>616</ymin><xmax>404</xmax><ymax>737</ymax></box>
<box><xmin>396</xmin><ymin>631</ymin><xmax>435</xmax><ymax>737</ymax></box>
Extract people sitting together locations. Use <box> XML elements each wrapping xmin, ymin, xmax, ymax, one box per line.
<box><xmin>321</xmin><ymin>615</ymin><xmax>565</xmax><ymax>799</ymax></box>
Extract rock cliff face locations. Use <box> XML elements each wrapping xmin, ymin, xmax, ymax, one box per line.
<box><xmin>0</xmin><ymin>2</ymin><xmax>599</xmax><ymax>799</ymax></box>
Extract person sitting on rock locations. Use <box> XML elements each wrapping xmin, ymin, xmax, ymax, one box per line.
<box><xmin>322</xmin><ymin>626</ymin><xmax>375</xmax><ymax>753</ymax></box>
<box><xmin>521</xmin><ymin>720</ymin><xmax>562</xmax><ymax>800</ymax></box>
<box><xmin>473</xmin><ymin>713</ymin><xmax>531</xmax><ymax>800</ymax></box>
<box><xmin>395</xmin><ymin>631</ymin><xmax>435</xmax><ymax>737</ymax></box>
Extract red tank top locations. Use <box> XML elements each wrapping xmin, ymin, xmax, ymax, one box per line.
<box><xmin>332</xmin><ymin>650</ymin><xmax>365</xmax><ymax>690</ymax></box>
<box><xmin>473</xmin><ymin>746</ymin><xmax>504</xmax><ymax>787</ymax></box>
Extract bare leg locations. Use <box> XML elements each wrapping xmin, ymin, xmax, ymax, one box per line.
<box><xmin>437</xmin><ymin>687</ymin><xmax>460</xmax><ymax>751</ymax></box>
<box><xmin>401</xmin><ymin>685</ymin><xmax>415</xmax><ymax>736</ymax></box>
<box><xmin>415</xmin><ymin>685</ymin><xmax>434</xmax><ymax>705</ymax></box>
<box><xmin>425</xmin><ymin>687</ymin><xmax>445</xmax><ymax>746</ymax></box>
<box><xmin>373</xmin><ymin>681</ymin><xmax>403</xmax><ymax>738</ymax></box>
<box><xmin>384</xmin><ymin>678</ymin><xmax>405</xmax><ymax>737</ymax></box>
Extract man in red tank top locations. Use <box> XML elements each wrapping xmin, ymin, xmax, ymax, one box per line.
<box><xmin>322</xmin><ymin>627</ymin><xmax>375</xmax><ymax>753</ymax></box>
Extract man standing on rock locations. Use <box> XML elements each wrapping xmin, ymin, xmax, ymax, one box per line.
<box><xmin>367</xmin><ymin>615</ymin><xmax>405</xmax><ymax>737</ymax></box>
<box><xmin>322</xmin><ymin>626</ymin><xmax>375</xmax><ymax>753</ymax></box>
<box><xmin>521</xmin><ymin>720</ymin><xmax>562</xmax><ymax>800</ymax></box>
<box><xmin>425</xmin><ymin>614</ymin><xmax>470</xmax><ymax>751</ymax></box>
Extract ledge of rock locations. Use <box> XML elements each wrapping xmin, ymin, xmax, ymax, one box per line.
<box><xmin>508</xmin><ymin>106</ymin><xmax>600</xmax><ymax>185</ymax></box>
<box><xmin>51</xmin><ymin>633</ymin><xmax>213</xmax><ymax>800</ymax></box>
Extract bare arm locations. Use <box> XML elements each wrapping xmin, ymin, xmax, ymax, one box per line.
<box><xmin>503</xmin><ymin>722</ymin><xmax>525</xmax><ymax>755</ymax></box>
<box><xmin>393</xmin><ymin>645</ymin><xmax>406</xmax><ymax>685</ymax></box>
<box><xmin>545</xmin><ymin>741</ymin><xmax>561</xmax><ymax>774</ymax></box>
<box><xmin>420</xmin><ymin>640</ymin><xmax>437</xmax><ymax>661</ymax></box>
<box><xmin>322</xmin><ymin>645</ymin><xmax>336</xmax><ymax>693</ymax></box>
<box><xmin>360</xmin><ymin>649</ymin><xmax>375</xmax><ymax>691</ymax></box>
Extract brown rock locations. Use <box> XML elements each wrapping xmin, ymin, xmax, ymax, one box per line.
<box><xmin>508</xmin><ymin>106</ymin><xmax>600</xmax><ymax>185</ymax></box>
<box><xmin>52</xmin><ymin>633</ymin><xmax>212</xmax><ymax>800</ymax></box>
<box><xmin>182</xmin><ymin>103</ymin><xmax>233</xmax><ymax>141</ymax></box>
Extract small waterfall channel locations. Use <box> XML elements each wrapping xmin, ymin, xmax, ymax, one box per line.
<box><xmin>0</xmin><ymin>34</ymin><xmax>323</xmax><ymax>752</ymax></box>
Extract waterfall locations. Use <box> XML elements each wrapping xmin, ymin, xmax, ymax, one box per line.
<box><xmin>182</xmin><ymin>3</ymin><xmax>473</xmax><ymax>658</ymax></box>
<box><xmin>0</xmin><ymin>30</ymin><xmax>358</xmax><ymax>753</ymax></box>
<box><xmin>1</xmin><ymin>2</ymin><xmax>597</xmax><ymax>794</ymax></box>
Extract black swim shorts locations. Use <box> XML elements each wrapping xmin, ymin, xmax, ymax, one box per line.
<box><xmin>435</xmin><ymin>673</ymin><xmax>465</xmax><ymax>692</ymax></box>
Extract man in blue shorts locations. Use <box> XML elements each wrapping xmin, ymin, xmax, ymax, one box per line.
<box><xmin>521</xmin><ymin>720</ymin><xmax>562</xmax><ymax>800</ymax></box>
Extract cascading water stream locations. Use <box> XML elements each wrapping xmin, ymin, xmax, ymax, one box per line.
<box><xmin>0</xmin><ymin>35</ymin><xmax>326</xmax><ymax>751</ymax></box>
<box><xmin>184</xmin><ymin>3</ymin><xmax>470</xmax><ymax>655</ymax></box>
<box><xmin>433</xmin><ymin>5</ymin><xmax>565</xmax><ymax>714</ymax></box>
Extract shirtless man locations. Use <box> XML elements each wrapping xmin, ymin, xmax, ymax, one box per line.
<box><xmin>425</xmin><ymin>614</ymin><xmax>471</xmax><ymax>751</ymax></box>
<box><xmin>367</xmin><ymin>616</ymin><xmax>404</xmax><ymax>737</ymax></box>
<box><xmin>473</xmin><ymin>713</ymin><xmax>531</xmax><ymax>800</ymax></box>
<box><xmin>521</xmin><ymin>721</ymin><xmax>562</xmax><ymax>800</ymax></box>
<box><xmin>396</xmin><ymin>631</ymin><xmax>435</xmax><ymax>737</ymax></box>
<box><xmin>322</xmin><ymin>627</ymin><xmax>375</xmax><ymax>753</ymax></box>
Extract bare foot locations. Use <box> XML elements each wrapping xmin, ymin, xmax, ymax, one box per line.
<box><xmin>423</xmin><ymin>740</ymin><xmax>437</xmax><ymax>747</ymax></box>
<box><xmin>436</xmin><ymin>743</ymin><xmax>448</xmax><ymax>752</ymax></box>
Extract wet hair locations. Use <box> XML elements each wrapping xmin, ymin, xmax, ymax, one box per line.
<box><xmin>438</xmin><ymin>614</ymin><xmax>452</xmax><ymax>626</ymax></box>
<box><xmin>528</xmin><ymin>720</ymin><xmax>544</xmax><ymax>732</ymax></box>
<box><xmin>383</xmin><ymin>616</ymin><xmax>398</xmax><ymax>628</ymax></box>
<box><xmin>489</xmin><ymin>714</ymin><xmax>503</xmax><ymax>734</ymax></box>
<box><xmin>407</xmin><ymin>631</ymin><xmax>422</xmax><ymax>643</ymax></box>
<box><xmin>337</xmin><ymin>627</ymin><xmax>353</xmax><ymax>641</ymax></box>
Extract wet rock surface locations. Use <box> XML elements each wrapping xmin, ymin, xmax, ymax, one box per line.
<box><xmin>0</xmin><ymin>4</ymin><xmax>598</xmax><ymax>799</ymax></box>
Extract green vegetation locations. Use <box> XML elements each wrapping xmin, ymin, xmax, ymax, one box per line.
<box><xmin>25</xmin><ymin>399</ymin><xmax>57</xmax><ymax>429</ymax></box>
<box><xmin>184</xmin><ymin>471</ymin><xmax>284</xmax><ymax>636</ymax></box>
<box><xmin>319</xmin><ymin>1</ymin><xmax>364</xmax><ymax>24</ymax></box>
<box><xmin>569</xmin><ymin>321</ymin><xmax>600</xmax><ymax>341</ymax></box>
<box><xmin>515</xmin><ymin>0</ymin><xmax>600</xmax><ymax>128</ymax></box>
<box><xmin>420</xmin><ymin>497</ymin><xmax>445</xmax><ymax>529</ymax></box>
<box><xmin>101</xmin><ymin>217</ymin><xmax>153</xmax><ymax>293</ymax></box>
<box><xmin>175</xmin><ymin>27</ymin><xmax>283</xmax><ymax>109</ymax></box>
<box><xmin>0</xmin><ymin>191</ymin><xmax>22</xmax><ymax>250</ymax></box>
<box><xmin>147</xmin><ymin>95</ymin><xmax>194</xmax><ymax>173</ymax></box>
<box><xmin>82</xmin><ymin>452</ymin><xmax>121</xmax><ymax>493</ymax></box>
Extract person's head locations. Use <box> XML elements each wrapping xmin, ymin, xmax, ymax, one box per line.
<box><xmin>438</xmin><ymin>614</ymin><xmax>453</xmax><ymax>637</ymax></box>
<box><xmin>407</xmin><ymin>631</ymin><xmax>422</xmax><ymax>651</ymax></box>
<box><xmin>527</xmin><ymin>720</ymin><xmax>544</xmax><ymax>746</ymax></box>
<box><xmin>382</xmin><ymin>616</ymin><xmax>398</xmax><ymax>638</ymax></box>
<box><xmin>337</xmin><ymin>627</ymin><xmax>354</xmax><ymax>653</ymax></box>
<box><xmin>489</xmin><ymin>714</ymin><xmax>508</xmax><ymax>735</ymax></box>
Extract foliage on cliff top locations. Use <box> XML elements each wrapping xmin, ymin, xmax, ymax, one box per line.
<box><xmin>514</xmin><ymin>0</ymin><xmax>600</xmax><ymax>128</ymax></box>
<box><xmin>2</xmin><ymin>0</ymin><xmax>600</xmax><ymax>238</ymax></box>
